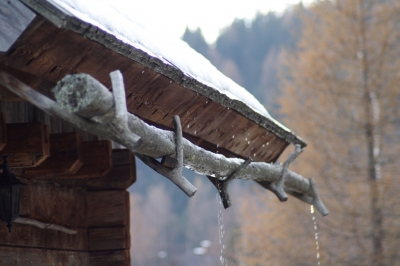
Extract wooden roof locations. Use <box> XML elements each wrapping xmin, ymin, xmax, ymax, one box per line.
<box><xmin>0</xmin><ymin>0</ymin><xmax>306</xmax><ymax>163</ymax></box>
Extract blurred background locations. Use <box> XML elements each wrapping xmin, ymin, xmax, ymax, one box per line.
<box><xmin>129</xmin><ymin>1</ymin><xmax>400</xmax><ymax>265</ymax></box>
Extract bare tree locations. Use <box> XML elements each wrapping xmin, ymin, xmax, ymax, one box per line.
<box><xmin>278</xmin><ymin>0</ymin><xmax>400</xmax><ymax>265</ymax></box>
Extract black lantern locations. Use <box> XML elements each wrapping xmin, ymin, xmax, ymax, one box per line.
<box><xmin>0</xmin><ymin>156</ymin><xmax>24</xmax><ymax>233</ymax></box>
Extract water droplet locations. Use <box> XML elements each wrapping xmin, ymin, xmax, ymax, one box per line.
<box><xmin>194</xmin><ymin>131</ymin><xmax>197</xmax><ymax>135</ymax></box>
<box><xmin>245</xmin><ymin>138</ymin><xmax>248</xmax><ymax>141</ymax></box>
<box><xmin>262</xmin><ymin>144</ymin><xmax>265</xmax><ymax>147</ymax></box>
<box><xmin>247</xmin><ymin>141</ymin><xmax>250</xmax><ymax>144</ymax></box>
<box><xmin>217</xmin><ymin>144</ymin><xmax>219</xmax><ymax>148</ymax></box>
<box><xmin>254</xmin><ymin>153</ymin><xmax>256</xmax><ymax>157</ymax></box>
<box><xmin>266</xmin><ymin>142</ymin><xmax>269</xmax><ymax>145</ymax></box>
<box><xmin>141</xmin><ymin>70</ymin><xmax>145</xmax><ymax>73</ymax></box>
<box><xmin>206</xmin><ymin>101</ymin><xmax>208</xmax><ymax>104</ymax></box>
<box><xmin>232</xmin><ymin>135</ymin><xmax>235</xmax><ymax>139</ymax></box>
<box><xmin>187</xmin><ymin>125</ymin><xmax>190</xmax><ymax>128</ymax></box>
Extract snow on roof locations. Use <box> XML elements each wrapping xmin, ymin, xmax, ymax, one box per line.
<box><xmin>47</xmin><ymin>0</ymin><xmax>275</xmax><ymax>119</ymax></box>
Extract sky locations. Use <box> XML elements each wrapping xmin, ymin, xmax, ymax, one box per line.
<box><xmin>111</xmin><ymin>0</ymin><xmax>314</xmax><ymax>44</ymax></box>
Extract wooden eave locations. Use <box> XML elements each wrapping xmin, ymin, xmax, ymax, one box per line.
<box><xmin>0</xmin><ymin>0</ymin><xmax>306</xmax><ymax>163</ymax></box>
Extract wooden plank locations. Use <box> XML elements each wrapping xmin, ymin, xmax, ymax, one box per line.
<box><xmin>46</xmin><ymin>250</ymin><xmax>89</xmax><ymax>265</ymax></box>
<box><xmin>0</xmin><ymin>122</ymin><xmax>50</xmax><ymax>167</ymax></box>
<box><xmin>25</xmin><ymin>132</ymin><xmax>83</xmax><ymax>177</ymax></box>
<box><xmin>0</xmin><ymin>222</ymin><xmax>87</xmax><ymax>251</ymax></box>
<box><xmin>0</xmin><ymin>111</ymin><xmax>6</xmax><ymax>150</ymax></box>
<box><xmin>88</xmin><ymin>226</ymin><xmax>129</xmax><ymax>251</ymax></box>
<box><xmin>0</xmin><ymin>0</ymin><xmax>36</xmax><ymax>52</ymax></box>
<box><xmin>87</xmin><ymin>190</ymin><xmax>129</xmax><ymax>228</ymax></box>
<box><xmin>0</xmin><ymin>246</ymin><xmax>46</xmax><ymax>266</ymax></box>
<box><xmin>0</xmin><ymin>246</ymin><xmax>89</xmax><ymax>266</ymax></box>
<box><xmin>89</xmin><ymin>250</ymin><xmax>130</xmax><ymax>266</ymax></box>
<box><xmin>61</xmin><ymin>140</ymin><xmax>112</xmax><ymax>179</ymax></box>
<box><xmin>43</xmin><ymin>227</ymin><xmax>87</xmax><ymax>251</ymax></box>
<box><xmin>27</xmin><ymin>182</ymin><xmax>86</xmax><ymax>228</ymax></box>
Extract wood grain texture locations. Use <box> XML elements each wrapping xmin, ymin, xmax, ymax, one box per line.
<box><xmin>22</xmin><ymin>182</ymin><xmax>86</xmax><ymax>228</ymax></box>
<box><xmin>89</xmin><ymin>250</ymin><xmax>130</xmax><ymax>266</ymax></box>
<box><xmin>0</xmin><ymin>246</ymin><xmax>89</xmax><ymax>266</ymax></box>
<box><xmin>88</xmin><ymin>226</ymin><xmax>129</xmax><ymax>251</ymax></box>
<box><xmin>87</xmin><ymin>190</ymin><xmax>129</xmax><ymax>228</ymax></box>
<box><xmin>0</xmin><ymin>222</ymin><xmax>87</xmax><ymax>251</ymax></box>
<box><xmin>0</xmin><ymin>122</ymin><xmax>50</xmax><ymax>167</ymax></box>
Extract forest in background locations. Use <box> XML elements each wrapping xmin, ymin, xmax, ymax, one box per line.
<box><xmin>130</xmin><ymin>1</ymin><xmax>400</xmax><ymax>265</ymax></box>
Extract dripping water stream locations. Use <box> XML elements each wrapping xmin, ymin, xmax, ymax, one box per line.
<box><xmin>217</xmin><ymin>182</ymin><xmax>228</xmax><ymax>266</ymax></box>
<box><xmin>311</xmin><ymin>205</ymin><xmax>321</xmax><ymax>265</ymax></box>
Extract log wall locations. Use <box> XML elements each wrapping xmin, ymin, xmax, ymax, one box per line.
<box><xmin>0</xmin><ymin>182</ymin><xmax>131</xmax><ymax>265</ymax></box>
<box><xmin>0</xmin><ymin>98</ymin><xmax>134</xmax><ymax>265</ymax></box>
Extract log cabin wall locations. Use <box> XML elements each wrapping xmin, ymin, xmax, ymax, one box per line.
<box><xmin>0</xmin><ymin>99</ymin><xmax>135</xmax><ymax>266</ymax></box>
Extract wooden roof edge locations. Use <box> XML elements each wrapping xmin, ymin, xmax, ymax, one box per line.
<box><xmin>21</xmin><ymin>0</ymin><xmax>306</xmax><ymax>148</ymax></box>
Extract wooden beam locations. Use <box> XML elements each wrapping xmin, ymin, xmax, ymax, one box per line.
<box><xmin>24</xmin><ymin>132</ymin><xmax>83</xmax><ymax>177</ymax></box>
<box><xmin>22</xmin><ymin>182</ymin><xmax>86</xmax><ymax>228</ymax></box>
<box><xmin>60</xmin><ymin>140</ymin><xmax>112</xmax><ymax>179</ymax></box>
<box><xmin>0</xmin><ymin>222</ymin><xmax>87</xmax><ymax>251</ymax></box>
<box><xmin>89</xmin><ymin>250</ymin><xmax>130</xmax><ymax>266</ymax></box>
<box><xmin>0</xmin><ymin>246</ymin><xmax>89</xmax><ymax>265</ymax></box>
<box><xmin>87</xmin><ymin>190</ymin><xmax>129</xmax><ymax>228</ymax></box>
<box><xmin>0</xmin><ymin>122</ymin><xmax>50</xmax><ymax>167</ymax></box>
<box><xmin>88</xmin><ymin>226</ymin><xmax>129</xmax><ymax>251</ymax></box>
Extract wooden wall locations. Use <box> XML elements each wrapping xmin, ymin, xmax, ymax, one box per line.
<box><xmin>0</xmin><ymin>184</ymin><xmax>131</xmax><ymax>265</ymax></box>
<box><xmin>0</xmin><ymin>100</ymin><xmax>135</xmax><ymax>265</ymax></box>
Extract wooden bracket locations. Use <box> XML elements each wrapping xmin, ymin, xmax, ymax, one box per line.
<box><xmin>135</xmin><ymin>116</ymin><xmax>197</xmax><ymax>197</ymax></box>
<box><xmin>60</xmin><ymin>140</ymin><xmax>112</xmax><ymax>179</ymax></box>
<box><xmin>24</xmin><ymin>132</ymin><xmax>83</xmax><ymax>177</ymax></box>
<box><xmin>0</xmin><ymin>122</ymin><xmax>50</xmax><ymax>168</ymax></box>
<box><xmin>207</xmin><ymin>157</ymin><xmax>253</xmax><ymax>209</ymax></box>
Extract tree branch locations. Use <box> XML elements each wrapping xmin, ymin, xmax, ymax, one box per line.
<box><xmin>14</xmin><ymin>217</ymin><xmax>77</xmax><ymax>234</ymax></box>
<box><xmin>0</xmin><ymin>70</ymin><xmax>329</xmax><ymax>216</ymax></box>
